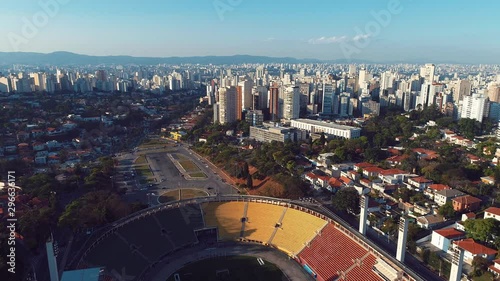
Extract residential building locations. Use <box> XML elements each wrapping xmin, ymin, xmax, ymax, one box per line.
<box><xmin>283</xmin><ymin>86</ymin><xmax>300</xmax><ymax>120</ymax></box>
<box><xmin>218</xmin><ymin>86</ymin><xmax>237</xmax><ymax>124</ymax></box>
<box><xmin>431</xmin><ymin>228</ymin><xmax>466</xmax><ymax>252</ymax></box>
<box><xmin>417</xmin><ymin>214</ymin><xmax>445</xmax><ymax>229</ymax></box>
<box><xmin>454</xmin><ymin>238</ymin><xmax>497</xmax><ymax>265</ymax></box>
<box><xmin>484</xmin><ymin>207</ymin><xmax>500</xmax><ymax>222</ymax></box>
<box><xmin>460</xmin><ymin>93</ymin><xmax>488</xmax><ymax>122</ymax></box>
<box><xmin>245</xmin><ymin>110</ymin><xmax>264</xmax><ymax>126</ymax></box>
<box><xmin>452</xmin><ymin>195</ymin><xmax>481</xmax><ymax>212</ymax></box>
<box><xmin>434</xmin><ymin>189</ymin><xmax>465</xmax><ymax>206</ymax></box>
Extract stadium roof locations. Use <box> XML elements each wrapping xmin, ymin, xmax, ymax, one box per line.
<box><xmin>61</xmin><ymin>268</ymin><xmax>102</xmax><ymax>281</ymax></box>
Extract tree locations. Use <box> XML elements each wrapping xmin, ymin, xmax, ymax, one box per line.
<box><xmin>246</xmin><ymin>174</ymin><xmax>253</xmax><ymax>189</ymax></box>
<box><xmin>332</xmin><ymin>187</ymin><xmax>360</xmax><ymax>214</ymax></box>
<box><xmin>464</xmin><ymin>218</ymin><xmax>500</xmax><ymax>245</ymax></box>
<box><xmin>438</xmin><ymin>202</ymin><xmax>455</xmax><ymax>218</ymax></box>
<box><xmin>472</xmin><ymin>256</ymin><xmax>490</xmax><ymax>277</ymax></box>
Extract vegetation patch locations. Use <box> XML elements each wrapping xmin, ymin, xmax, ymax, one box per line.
<box><xmin>158</xmin><ymin>188</ymin><xmax>208</xmax><ymax>203</ymax></box>
<box><xmin>178</xmin><ymin>160</ymin><xmax>200</xmax><ymax>173</ymax></box>
<box><xmin>134</xmin><ymin>155</ymin><xmax>147</xmax><ymax>165</ymax></box>
<box><xmin>189</xmin><ymin>172</ymin><xmax>207</xmax><ymax>178</ymax></box>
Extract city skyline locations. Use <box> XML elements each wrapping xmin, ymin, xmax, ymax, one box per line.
<box><xmin>1</xmin><ymin>0</ymin><xmax>500</xmax><ymax>64</ymax></box>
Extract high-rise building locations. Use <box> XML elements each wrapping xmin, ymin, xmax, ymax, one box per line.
<box><xmin>362</xmin><ymin>100</ymin><xmax>380</xmax><ymax>116</ymax></box>
<box><xmin>339</xmin><ymin>93</ymin><xmax>351</xmax><ymax>117</ymax></box>
<box><xmin>0</xmin><ymin>77</ymin><xmax>11</xmax><ymax>92</ymax></box>
<box><xmin>236</xmin><ymin>86</ymin><xmax>243</xmax><ymax>120</ymax></box>
<box><xmin>218</xmin><ymin>86</ymin><xmax>238</xmax><ymax>124</ymax></box>
<box><xmin>380</xmin><ymin>71</ymin><xmax>394</xmax><ymax>91</ymax></box>
<box><xmin>488</xmin><ymin>83</ymin><xmax>500</xmax><ymax>103</ymax></box>
<box><xmin>245</xmin><ymin>110</ymin><xmax>264</xmax><ymax>126</ymax></box>
<box><xmin>322</xmin><ymin>84</ymin><xmax>334</xmax><ymax>116</ymax></box>
<box><xmin>255</xmin><ymin>86</ymin><xmax>268</xmax><ymax>110</ymax></box>
<box><xmin>452</xmin><ymin>79</ymin><xmax>472</xmax><ymax>102</ymax></box>
<box><xmin>283</xmin><ymin>86</ymin><xmax>300</xmax><ymax>120</ymax></box>
<box><xmin>460</xmin><ymin>93</ymin><xmax>488</xmax><ymax>122</ymax></box>
<box><xmin>269</xmin><ymin>86</ymin><xmax>280</xmax><ymax>121</ymax></box>
<box><xmin>420</xmin><ymin>63</ymin><xmax>436</xmax><ymax>83</ymax></box>
<box><xmin>238</xmin><ymin>79</ymin><xmax>253</xmax><ymax>110</ymax></box>
<box><xmin>348</xmin><ymin>65</ymin><xmax>357</xmax><ymax>77</ymax></box>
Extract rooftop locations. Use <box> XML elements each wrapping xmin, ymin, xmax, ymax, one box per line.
<box><xmin>434</xmin><ymin>228</ymin><xmax>465</xmax><ymax>239</ymax></box>
<box><xmin>485</xmin><ymin>207</ymin><xmax>500</xmax><ymax>216</ymax></box>
<box><xmin>452</xmin><ymin>195</ymin><xmax>481</xmax><ymax>205</ymax></box>
<box><xmin>454</xmin><ymin>238</ymin><xmax>497</xmax><ymax>255</ymax></box>
<box><xmin>291</xmin><ymin>119</ymin><xmax>361</xmax><ymax>131</ymax></box>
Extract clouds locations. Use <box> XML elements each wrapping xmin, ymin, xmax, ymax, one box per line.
<box><xmin>308</xmin><ymin>34</ymin><xmax>371</xmax><ymax>45</ymax></box>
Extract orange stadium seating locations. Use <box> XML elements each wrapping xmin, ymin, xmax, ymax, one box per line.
<box><xmin>298</xmin><ymin>224</ymin><xmax>382</xmax><ymax>281</ymax></box>
<box><xmin>271</xmin><ymin>208</ymin><xmax>327</xmax><ymax>256</ymax></box>
<box><xmin>244</xmin><ymin>202</ymin><xmax>284</xmax><ymax>243</ymax></box>
<box><xmin>203</xmin><ymin>202</ymin><xmax>245</xmax><ymax>240</ymax></box>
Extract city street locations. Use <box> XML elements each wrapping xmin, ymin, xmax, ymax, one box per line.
<box><xmin>115</xmin><ymin>141</ymin><xmax>239</xmax><ymax>205</ymax></box>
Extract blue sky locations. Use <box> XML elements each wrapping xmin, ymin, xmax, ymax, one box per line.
<box><xmin>1</xmin><ymin>0</ymin><xmax>499</xmax><ymax>63</ymax></box>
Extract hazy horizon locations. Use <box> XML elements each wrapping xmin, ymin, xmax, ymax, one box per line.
<box><xmin>2</xmin><ymin>0</ymin><xmax>500</xmax><ymax>64</ymax></box>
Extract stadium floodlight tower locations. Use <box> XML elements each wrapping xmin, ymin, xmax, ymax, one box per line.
<box><xmin>449</xmin><ymin>244</ymin><xmax>465</xmax><ymax>281</ymax></box>
<box><xmin>396</xmin><ymin>216</ymin><xmax>409</xmax><ymax>262</ymax></box>
<box><xmin>358</xmin><ymin>189</ymin><xmax>370</xmax><ymax>235</ymax></box>
<box><xmin>46</xmin><ymin>233</ymin><xmax>60</xmax><ymax>281</ymax></box>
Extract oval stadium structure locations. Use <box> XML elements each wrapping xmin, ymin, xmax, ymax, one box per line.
<box><xmin>74</xmin><ymin>195</ymin><xmax>425</xmax><ymax>281</ymax></box>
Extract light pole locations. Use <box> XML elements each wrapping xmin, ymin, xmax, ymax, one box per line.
<box><xmin>147</xmin><ymin>192</ymin><xmax>155</xmax><ymax>207</ymax></box>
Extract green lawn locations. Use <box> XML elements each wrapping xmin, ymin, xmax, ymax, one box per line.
<box><xmin>178</xmin><ymin>160</ymin><xmax>200</xmax><ymax>173</ymax></box>
<box><xmin>166</xmin><ymin>256</ymin><xmax>285</xmax><ymax>281</ymax></box>
<box><xmin>158</xmin><ymin>189</ymin><xmax>208</xmax><ymax>203</ymax></box>
<box><xmin>134</xmin><ymin>155</ymin><xmax>147</xmax><ymax>165</ymax></box>
<box><xmin>189</xmin><ymin>172</ymin><xmax>207</xmax><ymax>178</ymax></box>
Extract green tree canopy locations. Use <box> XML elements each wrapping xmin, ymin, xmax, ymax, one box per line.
<box><xmin>332</xmin><ymin>187</ymin><xmax>360</xmax><ymax>214</ymax></box>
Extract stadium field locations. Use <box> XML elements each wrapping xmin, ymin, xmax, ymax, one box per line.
<box><xmin>166</xmin><ymin>255</ymin><xmax>285</xmax><ymax>281</ymax></box>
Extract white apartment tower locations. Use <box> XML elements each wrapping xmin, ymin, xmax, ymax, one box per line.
<box><xmin>218</xmin><ymin>86</ymin><xmax>238</xmax><ymax>124</ymax></box>
<box><xmin>460</xmin><ymin>93</ymin><xmax>488</xmax><ymax>121</ymax></box>
<box><xmin>420</xmin><ymin>63</ymin><xmax>436</xmax><ymax>83</ymax></box>
<box><xmin>283</xmin><ymin>86</ymin><xmax>300</xmax><ymax>120</ymax></box>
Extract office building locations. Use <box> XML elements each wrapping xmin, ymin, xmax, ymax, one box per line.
<box><xmin>250</xmin><ymin>124</ymin><xmax>307</xmax><ymax>143</ymax></box>
<box><xmin>290</xmin><ymin>119</ymin><xmax>361</xmax><ymax>139</ymax></box>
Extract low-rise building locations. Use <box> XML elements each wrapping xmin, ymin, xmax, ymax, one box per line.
<box><xmin>431</xmin><ymin>228</ymin><xmax>466</xmax><ymax>252</ymax></box>
<box><xmin>484</xmin><ymin>207</ymin><xmax>500</xmax><ymax>222</ymax></box>
<box><xmin>488</xmin><ymin>259</ymin><xmax>500</xmax><ymax>277</ymax></box>
<box><xmin>454</xmin><ymin>238</ymin><xmax>497</xmax><ymax>265</ymax></box>
<box><xmin>452</xmin><ymin>195</ymin><xmax>481</xmax><ymax>212</ymax></box>
<box><xmin>250</xmin><ymin>125</ymin><xmax>306</xmax><ymax>143</ymax></box>
<box><xmin>407</xmin><ymin>176</ymin><xmax>433</xmax><ymax>191</ymax></box>
<box><xmin>290</xmin><ymin>119</ymin><xmax>361</xmax><ymax>139</ymax></box>
<box><xmin>434</xmin><ymin>189</ymin><xmax>465</xmax><ymax>206</ymax></box>
<box><xmin>417</xmin><ymin>214</ymin><xmax>445</xmax><ymax>229</ymax></box>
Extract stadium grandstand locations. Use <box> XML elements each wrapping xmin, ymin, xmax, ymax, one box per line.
<box><xmin>73</xmin><ymin>196</ymin><xmax>426</xmax><ymax>281</ymax></box>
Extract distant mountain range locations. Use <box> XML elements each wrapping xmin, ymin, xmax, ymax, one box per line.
<box><xmin>0</xmin><ymin>51</ymin><xmax>378</xmax><ymax>66</ymax></box>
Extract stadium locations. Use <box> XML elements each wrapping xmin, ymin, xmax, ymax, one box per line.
<box><xmin>72</xmin><ymin>195</ymin><xmax>425</xmax><ymax>281</ymax></box>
